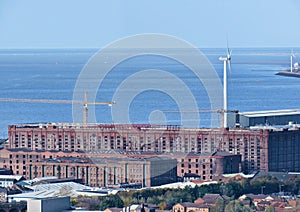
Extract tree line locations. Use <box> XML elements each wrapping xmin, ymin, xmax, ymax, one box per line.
<box><xmin>71</xmin><ymin>175</ymin><xmax>300</xmax><ymax>211</ymax></box>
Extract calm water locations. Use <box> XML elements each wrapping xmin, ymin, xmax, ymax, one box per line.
<box><xmin>0</xmin><ymin>48</ymin><xmax>299</xmax><ymax>137</ymax></box>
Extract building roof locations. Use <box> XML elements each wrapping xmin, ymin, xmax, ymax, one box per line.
<box><xmin>0</xmin><ymin>175</ymin><xmax>24</xmax><ymax>181</ymax></box>
<box><xmin>19</xmin><ymin>176</ymin><xmax>58</xmax><ymax>186</ymax></box>
<box><xmin>8</xmin><ymin>190</ymin><xmax>60</xmax><ymax>199</ymax></box>
<box><xmin>10</xmin><ymin>122</ymin><xmax>264</xmax><ymax>133</ymax></box>
<box><xmin>33</xmin><ymin>181</ymin><xmax>91</xmax><ymax>192</ymax></box>
<box><xmin>239</xmin><ymin>193</ymin><xmax>269</xmax><ymax>201</ymax></box>
<box><xmin>240</xmin><ymin>109</ymin><xmax>300</xmax><ymax>118</ymax></box>
<box><xmin>36</xmin><ymin>155</ymin><xmax>175</xmax><ymax>165</ymax></box>
<box><xmin>9</xmin><ymin>182</ymin><xmax>115</xmax><ymax>199</ymax></box>
<box><xmin>10</xmin><ymin>123</ymin><xmax>180</xmax><ymax>131</ymax></box>
<box><xmin>212</xmin><ymin>151</ymin><xmax>235</xmax><ymax>157</ymax></box>
<box><xmin>176</xmin><ymin>202</ymin><xmax>209</xmax><ymax>208</ymax></box>
<box><xmin>223</xmin><ymin>172</ymin><xmax>257</xmax><ymax>179</ymax></box>
<box><xmin>31</xmin><ymin>177</ymin><xmax>81</xmax><ymax>186</ymax></box>
<box><xmin>104</xmin><ymin>208</ymin><xmax>123</xmax><ymax>212</ymax></box>
<box><xmin>143</xmin><ymin>157</ymin><xmax>176</xmax><ymax>162</ymax></box>
<box><xmin>253</xmin><ymin>172</ymin><xmax>298</xmax><ymax>182</ymax></box>
<box><xmin>201</xmin><ymin>194</ymin><xmax>222</xmax><ymax>204</ymax></box>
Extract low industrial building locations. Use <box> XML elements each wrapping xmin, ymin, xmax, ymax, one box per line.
<box><xmin>228</xmin><ymin>108</ymin><xmax>300</xmax><ymax>128</ymax></box>
<box><xmin>0</xmin><ymin>175</ymin><xmax>25</xmax><ymax>188</ymax></box>
<box><xmin>27</xmin><ymin>196</ymin><xmax>70</xmax><ymax>212</ymax></box>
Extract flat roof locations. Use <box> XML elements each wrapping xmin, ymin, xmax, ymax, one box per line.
<box><xmin>0</xmin><ymin>175</ymin><xmax>24</xmax><ymax>181</ymax></box>
<box><xmin>240</xmin><ymin>109</ymin><xmax>300</xmax><ymax>118</ymax></box>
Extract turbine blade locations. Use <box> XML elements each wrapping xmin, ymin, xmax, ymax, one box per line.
<box><xmin>227</xmin><ymin>60</ymin><xmax>232</xmax><ymax>73</ymax></box>
<box><xmin>292</xmin><ymin>49</ymin><xmax>295</xmax><ymax>57</ymax></box>
<box><xmin>227</xmin><ymin>59</ymin><xmax>232</xmax><ymax>83</ymax></box>
<box><xmin>226</xmin><ymin>35</ymin><xmax>231</xmax><ymax>59</ymax></box>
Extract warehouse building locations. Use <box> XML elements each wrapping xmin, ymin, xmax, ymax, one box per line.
<box><xmin>228</xmin><ymin>109</ymin><xmax>300</xmax><ymax>128</ymax></box>
<box><xmin>5</xmin><ymin>122</ymin><xmax>300</xmax><ymax>181</ymax></box>
<box><xmin>7</xmin><ymin>123</ymin><xmax>265</xmax><ymax>173</ymax></box>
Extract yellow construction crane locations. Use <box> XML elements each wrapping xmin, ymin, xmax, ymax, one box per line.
<box><xmin>0</xmin><ymin>92</ymin><xmax>115</xmax><ymax>125</ymax></box>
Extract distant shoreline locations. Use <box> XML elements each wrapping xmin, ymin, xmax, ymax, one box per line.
<box><xmin>276</xmin><ymin>70</ymin><xmax>300</xmax><ymax>78</ymax></box>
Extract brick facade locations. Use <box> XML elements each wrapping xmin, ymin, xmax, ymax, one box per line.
<box><xmin>0</xmin><ymin>148</ymin><xmax>177</xmax><ymax>187</ymax></box>
<box><xmin>25</xmin><ymin>156</ymin><xmax>177</xmax><ymax>187</ymax></box>
<box><xmin>0</xmin><ymin>148</ymin><xmax>241</xmax><ymax>184</ymax></box>
<box><xmin>8</xmin><ymin>123</ymin><xmax>267</xmax><ymax>173</ymax></box>
<box><xmin>4</xmin><ymin>123</ymin><xmax>300</xmax><ymax>186</ymax></box>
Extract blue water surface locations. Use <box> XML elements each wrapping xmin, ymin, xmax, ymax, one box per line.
<box><xmin>0</xmin><ymin>48</ymin><xmax>299</xmax><ymax>137</ymax></box>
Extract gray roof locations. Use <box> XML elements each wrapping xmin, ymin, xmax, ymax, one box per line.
<box><xmin>33</xmin><ymin>181</ymin><xmax>91</xmax><ymax>192</ymax></box>
<box><xmin>177</xmin><ymin>202</ymin><xmax>209</xmax><ymax>208</ymax></box>
<box><xmin>202</xmin><ymin>194</ymin><xmax>222</xmax><ymax>204</ymax></box>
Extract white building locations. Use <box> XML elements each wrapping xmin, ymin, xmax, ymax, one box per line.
<box><xmin>0</xmin><ymin>175</ymin><xmax>25</xmax><ymax>188</ymax></box>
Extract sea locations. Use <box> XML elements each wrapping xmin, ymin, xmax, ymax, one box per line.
<box><xmin>0</xmin><ymin>47</ymin><xmax>299</xmax><ymax>137</ymax></box>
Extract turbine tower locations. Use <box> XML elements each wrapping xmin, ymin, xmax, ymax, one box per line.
<box><xmin>219</xmin><ymin>48</ymin><xmax>231</xmax><ymax>128</ymax></box>
<box><xmin>290</xmin><ymin>49</ymin><xmax>295</xmax><ymax>72</ymax></box>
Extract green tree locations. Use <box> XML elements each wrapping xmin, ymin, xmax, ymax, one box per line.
<box><xmin>285</xmin><ymin>176</ymin><xmax>300</xmax><ymax>194</ymax></box>
<box><xmin>99</xmin><ymin>195</ymin><xmax>124</xmax><ymax>210</ymax></box>
<box><xmin>147</xmin><ymin>196</ymin><xmax>160</xmax><ymax>205</ymax></box>
<box><xmin>210</xmin><ymin>199</ymin><xmax>227</xmax><ymax>212</ymax></box>
<box><xmin>196</xmin><ymin>183</ymin><xmax>222</xmax><ymax>197</ymax></box>
<box><xmin>70</xmin><ymin>197</ymin><xmax>78</xmax><ymax>206</ymax></box>
<box><xmin>158</xmin><ymin>202</ymin><xmax>168</xmax><ymax>210</ymax></box>
<box><xmin>140</xmin><ymin>189</ymin><xmax>153</xmax><ymax>203</ymax></box>
<box><xmin>265</xmin><ymin>205</ymin><xmax>275</xmax><ymax>212</ymax></box>
<box><xmin>247</xmin><ymin>175</ymin><xmax>280</xmax><ymax>194</ymax></box>
<box><xmin>75</xmin><ymin>196</ymin><xmax>101</xmax><ymax>210</ymax></box>
<box><xmin>225</xmin><ymin>200</ymin><xmax>253</xmax><ymax>212</ymax></box>
<box><xmin>224</xmin><ymin>182</ymin><xmax>244</xmax><ymax>199</ymax></box>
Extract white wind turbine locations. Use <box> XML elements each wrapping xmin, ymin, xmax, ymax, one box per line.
<box><xmin>290</xmin><ymin>49</ymin><xmax>295</xmax><ymax>72</ymax></box>
<box><xmin>219</xmin><ymin>46</ymin><xmax>232</xmax><ymax>128</ymax></box>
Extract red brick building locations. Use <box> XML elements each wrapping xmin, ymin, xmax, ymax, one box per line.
<box><xmin>26</xmin><ymin>156</ymin><xmax>177</xmax><ymax>187</ymax></box>
<box><xmin>0</xmin><ymin>149</ymin><xmax>178</xmax><ymax>187</ymax></box>
<box><xmin>8</xmin><ymin>123</ymin><xmax>267</xmax><ymax>173</ymax></box>
<box><xmin>4</xmin><ymin>122</ymin><xmax>300</xmax><ymax>186</ymax></box>
<box><xmin>0</xmin><ymin>148</ymin><xmax>241</xmax><ymax>184</ymax></box>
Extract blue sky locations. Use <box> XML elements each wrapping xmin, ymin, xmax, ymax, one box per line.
<box><xmin>1</xmin><ymin>0</ymin><xmax>300</xmax><ymax>48</ymax></box>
